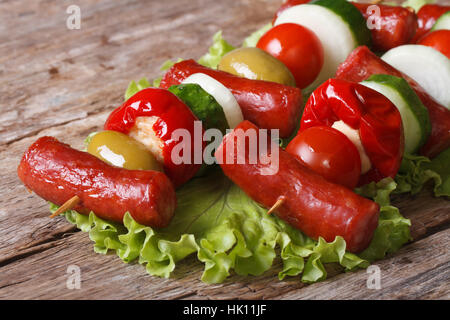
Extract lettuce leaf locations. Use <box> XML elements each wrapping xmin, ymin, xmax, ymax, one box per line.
<box><xmin>198</xmin><ymin>31</ymin><xmax>235</xmax><ymax>69</ymax></box>
<box><xmin>51</xmin><ymin>163</ymin><xmax>416</xmax><ymax>284</ymax></box>
<box><xmin>125</xmin><ymin>58</ymin><xmax>183</xmax><ymax>97</ymax></box>
<box><xmin>127</xmin><ymin>25</ymin><xmax>268</xmax><ymax>94</ymax></box>
<box><xmin>124</xmin><ymin>78</ymin><xmax>151</xmax><ymax>101</ymax></box>
<box><xmin>355</xmin><ymin>178</ymin><xmax>412</xmax><ymax>261</ymax></box>
<box><xmin>197</xmin><ymin>24</ymin><xmax>272</xmax><ymax>69</ymax></box>
<box><xmin>395</xmin><ymin>150</ymin><xmax>450</xmax><ymax>197</ymax></box>
<box><xmin>242</xmin><ymin>23</ymin><xmax>272</xmax><ymax>48</ymax></box>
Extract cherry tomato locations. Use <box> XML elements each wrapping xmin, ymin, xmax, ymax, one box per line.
<box><xmin>286</xmin><ymin>126</ymin><xmax>361</xmax><ymax>189</ymax></box>
<box><xmin>257</xmin><ymin>23</ymin><xmax>324</xmax><ymax>89</ymax></box>
<box><xmin>412</xmin><ymin>4</ymin><xmax>450</xmax><ymax>42</ymax></box>
<box><xmin>417</xmin><ymin>30</ymin><xmax>450</xmax><ymax>59</ymax></box>
<box><xmin>272</xmin><ymin>0</ymin><xmax>311</xmax><ymax>25</ymax></box>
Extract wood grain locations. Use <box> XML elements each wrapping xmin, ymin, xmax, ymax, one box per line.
<box><xmin>0</xmin><ymin>0</ymin><xmax>449</xmax><ymax>300</ymax></box>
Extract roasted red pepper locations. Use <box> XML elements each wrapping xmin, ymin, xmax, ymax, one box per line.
<box><xmin>216</xmin><ymin>120</ymin><xmax>380</xmax><ymax>253</ymax></box>
<box><xmin>336</xmin><ymin>45</ymin><xmax>450</xmax><ymax>158</ymax></box>
<box><xmin>300</xmin><ymin>79</ymin><xmax>404</xmax><ymax>186</ymax></box>
<box><xmin>412</xmin><ymin>4</ymin><xmax>450</xmax><ymax>43</ymax></box>
<box><xmin>352</xmin><ymin>2</ymin><xmax>417</xmax><ymax>52</ymax></box>
<box><xmin>104</xmin><ymin>88</ymin><xmax>203</xmax><ymax>188</ymax></box>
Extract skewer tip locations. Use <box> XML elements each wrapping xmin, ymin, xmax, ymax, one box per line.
<box><xmin>267</xmin><ymin>197</ymin><xmax>285</xmax><ymax>215</ymax></box>
<box><xmin>49</xmin><ymin>195</ymin><xmax>80</xmax><ymax>218</ymax></box>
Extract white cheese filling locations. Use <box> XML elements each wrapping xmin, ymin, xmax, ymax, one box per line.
<box><xmin>331</xmin><ymin>120</ymin><xmax>372</xmax><ymax>174</ymax></box>
<box><xmin>129</xmin><ymin>116</ymin><xmax>165</xmax><ymax>164</ymax></box>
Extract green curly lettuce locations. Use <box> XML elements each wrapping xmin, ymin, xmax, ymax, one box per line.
<box><xmin>198</xmin><ymin>24</ymin><xmax>273</xmax><ymax>69</ymax></box>
<box><xmin>395</xmin><ymin>150</ymin><xmax>450</xmax><ymax>197</ymax></box>
<box><xmin>242</xmin><ymin>23</ymin><xmax>272</xmax><ymax>48</ymax></box>
<box><xmin>356</xmin><ymin>178</ymin><xmax>412</xmax><ymax>261</ymax></box>
<box><xmin>125</xmin><ymin>58</ymin><xmax>183</xmax><ymax>96</ymax></box>
<box><xmin>127</xmin><ymin>25</ymin><xmax>268</xmax><ymax>95</ymax></box>
<box><xmin>50</xmin><ymin>163</ymin><xmax>416</xmax><ymax>284</ymax></box>
<box><xmin>124</xmin><ymin>78</ymin><xmax>151</xmax><ymax>101</ymax></box>
<box><xmin>127</xmin><ymin>32</ymin><xmax>235</xmax><ymax>94</ymax></box>
<box><xmin>198</xmin><ymin>31</ymin><xmax>235</xmax><ymax>69</ymax></box>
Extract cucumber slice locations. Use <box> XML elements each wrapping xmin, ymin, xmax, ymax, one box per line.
<box><xmin>168</xmin><ymin>84</ymin><xmax>229</xmax><ymax>134</ymax></box>
<box><xmin>431</xmin><ymin>11</ymin><xmax>450</xmax><ymax>31</ymax></box>
<box><xmin>182</xmin><ymin>73</ymin><xmax>244</xmax><ymax>129</ymax></box>
<box><xmin>274</xmin><ymin>0</ymin><xmax>370</xmax><ymax>91</ymax></box>
<box><xmin>382</xmin><ymin>45</ymin><xmax>450</xmax><ymax>110</ymax></box>
<box><xmin>361</xmin><ymin>74</ymin><xmax>431</xmax><ymax>154</ymax></box>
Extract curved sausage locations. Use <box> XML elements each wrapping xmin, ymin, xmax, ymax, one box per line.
<box><xmin>160</xmin><ymin>59</ymin><xmax>303</xmax><ymax>138</ymax></box>
<box><xmin>17</xmin><ymin>136</ymin><xmax>176</xmax><ymax>228</ymax></box>
<box><xmin>352</xmin><ymin>3</ymin><xmax>417</xmax><ymax>52</ymax></box>
<box><xmin>215</xmin><ymin>120</ymin><xmax>380</xmax><ymax>253</ymax></box>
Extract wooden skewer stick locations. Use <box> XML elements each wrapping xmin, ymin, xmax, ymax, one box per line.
<box><xmin>49</xmin><ymin>195</ymin><xmax>80</xmax><ymax>218</ymax></box>
<box><xmin>267</xmin><ymin>197</ymin><xmax>285</xmax><ymax>215</ymax></box>
<box><xmin>370</xmin><ymin>0</ymin><xmax>384</xmax><ymax>5</ymax></box>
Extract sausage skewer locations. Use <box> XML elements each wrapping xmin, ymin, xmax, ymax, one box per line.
<box><xmin>49</xmin><ymin>196</ymin><xmax>80</xmax><ymax>218</ymax></box>
<box><xmin>18</xmin><ymin>136</ymin><xmax>177</xmax><ymax>228</ymax></box>
<box><xmin>215</xmin><ymin>120</ymin><xmax>380</xmax><ymax>253</ymax></box>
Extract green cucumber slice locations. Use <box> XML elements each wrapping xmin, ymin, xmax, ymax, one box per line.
<box><xmin>382</xmin><ymin>44</ymin><xmax>450</xmax><ymax>109</ymax></box>
<box><xmin>361</xmin><ymin>74</ymin><xmax>431</xmax><ymax>154</ymax></box>
<box><xmin>431</xmin><ymin>11</ymin><xmax>450</xmax><ymax>31</ymax></box>
<box><xmin>181</xmin><ymin>73</ymin><xmax>244</xmax><ymax>129</ymax></box>
<box><xmin>168</xmin><ymin>83</ymin><xmax>229</xmax><ymax>134</ymax></box>
<box><xmin>274</xmin><ymin>0</ymin><xmax>371</xmax><ymax>91</ymax></box>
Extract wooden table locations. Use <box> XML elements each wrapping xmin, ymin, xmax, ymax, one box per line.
<box><xmin>0</xmin><ymin>0</ymin><xmax>449</xmax><ymax>300</ymax></box>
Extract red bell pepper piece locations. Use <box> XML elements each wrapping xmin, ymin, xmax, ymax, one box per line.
<box><xmin>412</xmin><ymin>4</ymin><xmax>450</xmax><ymax>43</ymax></box>
<box><xmin>336</xmin><ymin>45</ymin><xmax>450</xmax><ymax>158</ymax></box>
<box><xmin>300</xmin><ymin>78</ymin><xmax>404</xmax><ymax>186</ymax></box>
<box><xmin>352</xmin><ymin>2</ymin><xmax>417</xmax><ymax>52</ymax></box>
<box><xmin>104</xmin><ymin>88</ymin><xmax>203</xmax><ymax>188</ymax></box>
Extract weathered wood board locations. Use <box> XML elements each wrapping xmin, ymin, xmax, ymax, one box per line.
<box><xmin>0</xmin><ymin>0</ymin><xmax>449</xmax><ymax>300</ymax></box>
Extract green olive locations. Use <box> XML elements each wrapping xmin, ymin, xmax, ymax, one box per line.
<box><xmin>87</xmin><ymin>130</ymin><xmax>163</xmax><ymax>171</ymax></box>
<box><xmin>218</xmin><ymin>47</ymin><xmax>296</xmax><ymax>86</ymax></box>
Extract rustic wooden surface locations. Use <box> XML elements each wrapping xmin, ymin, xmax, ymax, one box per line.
<box><xmin>0</xmin><ymin>0</ymin><xmax>449</xmax><ymax>300</ymax></box>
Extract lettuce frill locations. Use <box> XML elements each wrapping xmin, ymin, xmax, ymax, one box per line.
<box><xmin>51</xmin><ymin>168</ymin><xmax>415</xmax><ymax>284</ymax></box>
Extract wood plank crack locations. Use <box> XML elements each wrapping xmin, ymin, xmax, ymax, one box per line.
<box><xmin>0</xmin><ymin>224</ymin><xmax>78</xmax><ymax>268</ymax></box>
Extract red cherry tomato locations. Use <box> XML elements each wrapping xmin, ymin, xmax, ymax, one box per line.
<box><xmin>417</xmin><ymin>30</ymin><xmax>450</xmax><ymax>59</ymax></box>
<box><xmin>286</xmin><ymin>126</ymin><xmax>361</xmax><ymax>189</ymax></box>
<box><xmin>257</xmin><ymin>23</ymin><xmax>324</xmax><ymax>89</ymax></box>
<box><xmin>272</xmin><ymin>0</ymin><xmax>311</xmax><ymax>25</ymax></box>
<box><xmin>412</xmin><ymin>4</ymin><xmax>450</xmax><ymax>42</ymax></box>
